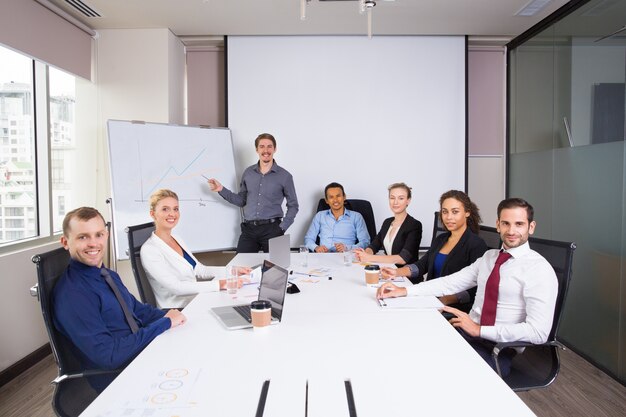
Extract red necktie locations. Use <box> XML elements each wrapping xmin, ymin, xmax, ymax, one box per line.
<box><xmin>480</xmin><ymin>251</ymin><xmax>512</xmax><ymax>326</ymax></box>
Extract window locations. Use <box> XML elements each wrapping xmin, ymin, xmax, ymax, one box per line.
<box><xmin>5</xmin><ymin>219</ymin><xmax>24</xmax><ymax>228</ymax></box>
<box><xmin>5</xmin><ymin>207</ymin><xmax>24</xmax><ymax>216</ymax></box>
<box><xmin>58</xmin><ymin>195</ymin><xmax>65</xmax><ymax>216</ymax></box>
<box><xmin>5</xmin><ymin>230</ymin><xmax>24</xmax><ymax>240</ymax></box>
<box><xmin>51</xmin><ymin>153</ymin><xmax>65</xmax><ymax>184</ymax></box>
<box><xmin>49</xmin><ymin>67</ymin><xmax>76</xmax><ymax>233</ymax></box>
<box><xmin>0</xmin><ymin>44</ymin><xmax>82</xmax><ymax>246</ymax></box>
<box><xmin>0</xmin><ymin>46</ymin><xmax>35</xmax><ymax>245</ymax></box>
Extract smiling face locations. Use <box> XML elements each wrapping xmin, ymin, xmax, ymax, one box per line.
<box><xmin>497</xmin><ymin>207</ymin><xmax>536</xmax><ymax>249</ymax></box>
<box><xmin>61</xmin><ymin>216</ymin><xmax>109</xmax><ymax>267</ymax></box>
<box><xmin>440</xmin><ymin>197</ymin><xmax>470</xmax><ymax>233</ymax></box>
<box><xmin>256</xmin><ymin>138</ymin><xmax>275</xmax><ymax>164</ymax></box>
<box><xmin>325</xmin><ymin>187</ymin><xmax>346</xmax><ymax>214</ymax></box>
<box><xmin>151</xmin><ymin>196</ymin><xmax>180</xmax><ymax>232</ymax></box>
<box><xmin>388</xmin><ymin>187</ymin><xmax>410</xmax><ymax>215</ymax></box>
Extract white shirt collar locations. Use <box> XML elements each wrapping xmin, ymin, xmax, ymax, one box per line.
<box><xmin>500</xmin><ymin>240</ymin><xmax>531</xmax><ymax>259</ymax></box>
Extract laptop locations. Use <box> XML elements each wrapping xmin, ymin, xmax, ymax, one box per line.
<box><xmin>269</xmin><ymin>234</ymin><xmax>291</xmax><ymax>269</ymax></box>
<box><xmin>211</xmin><ymin>260</ymin><xmax>289</xmax><ymax>330</ymax></box>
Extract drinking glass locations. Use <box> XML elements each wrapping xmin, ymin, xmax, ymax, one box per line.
<box><xmin>344</xmin><ymin>250</ymin><xmax>353</xmax><ymax>266</ymax></box>
<box><xmin>227</xmin><ymin>266</ymin><xmax>238</xmax><ymax>295</ymax></box>
<box><xmin>299</xmin><ymin>245</ymin><xmax>309</xmax><ymax>267</ymax></box>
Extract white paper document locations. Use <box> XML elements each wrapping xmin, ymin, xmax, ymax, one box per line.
<box><xmin>378</xmin><ymin>295</ymin><xmax>444</xmax><ymax>310</ymax></box>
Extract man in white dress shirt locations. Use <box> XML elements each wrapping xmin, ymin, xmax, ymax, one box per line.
<box><xmin>377</xmin><ymin>198</ymin><xmax>558</xmax><ymax>375</ymax></box>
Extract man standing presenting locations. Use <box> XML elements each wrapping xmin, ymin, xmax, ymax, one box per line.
<box><xmin>377</xmin><ymin>198</ymin><xmax>558</xmax><ymax>375</ymax></box>
<box><xmin>304</xmin><ymin>182</ymin><xmax>370</xmax><ymax>253</ymax></box>
<box><xmin>53</xmin><ymin>207</ymin><xmax>186</xmax><ymax>391</ymax></box>
<box><xmin>208</xmin><ymin>133</ymin><xmax>299</xmax><ymax>253</ymax></box>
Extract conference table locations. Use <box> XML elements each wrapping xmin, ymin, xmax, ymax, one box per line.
<box><xmin>81</xmin><ymin>253</ymin><xmax>535</xmax><ymax>417</ymax></box>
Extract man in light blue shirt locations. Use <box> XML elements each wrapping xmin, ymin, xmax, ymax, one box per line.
<box><xmin>304</xmin><ymin>182</ymin><xmax>370</xmax><ymax>253</ymax></box>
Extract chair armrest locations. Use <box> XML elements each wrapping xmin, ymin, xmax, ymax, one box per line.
<box><xmin>491</xmin><ymin>340</ymin><xmax>565</xmax><ymax>377</ymax></box>
<box><xmin>53</xmin><ymin>368</ymin><xmax>122</xmax><ymax>385</ymax></box>
<box><xmin>493</xmin><ymin>341</ymin><xmax>534</xmax><ymax>353</ymax></box>
<box><xmin>494</xmin><ymin>339</ymin><xmax>564</xmax><ymax>354</ymax></box>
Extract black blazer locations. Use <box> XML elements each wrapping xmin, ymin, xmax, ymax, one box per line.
<box><xmin>367</xmin><ymin>214</ymin><xmax>422</xmax><ymax>266</ymax></box>
<box><xmin>412</xmin><ymin>227</ymin><xmax>488</xmax><ymax>285</ymax></box>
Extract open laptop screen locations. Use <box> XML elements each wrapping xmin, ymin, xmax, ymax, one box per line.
<box><xmin>269</xmin><ymin>234</ymin><xmax>291</xmax><ymax>269</ymax></box>
<box><xmin>259</xmin><ymin>260</ymin><xmax>288</xmax><ymax>318</ymax></box>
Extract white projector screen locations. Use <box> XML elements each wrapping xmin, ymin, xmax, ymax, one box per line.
<box><xmin>227</xmin><ymin>36</ymin><xmax>466</xmax><ymax>248</ymax></box>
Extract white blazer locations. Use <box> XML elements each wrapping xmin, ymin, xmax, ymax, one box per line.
<box><xmin>140</xmin><ymin>232</ymin><xmax>224</xmax><ymax>308</ymax></box>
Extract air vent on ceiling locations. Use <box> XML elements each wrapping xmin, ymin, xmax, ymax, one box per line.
<box><xmin>515</xmin><ymin>0</ymin><xmax>552</xmax><ymax>17</ymax></box>
<box><xmin>64</xmin><ymin>0</ymin><xmax>102</xmax><ymax>18</ymax></box>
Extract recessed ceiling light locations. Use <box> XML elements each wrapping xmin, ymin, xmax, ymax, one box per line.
<box><xmin>515</xmin><ymin>0</ymin><xmax>553</xmax><ymax>17</ymax></box>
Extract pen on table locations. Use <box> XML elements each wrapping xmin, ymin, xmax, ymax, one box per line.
<box><xmin>201</xmin><ymin>174</ymin><xmax>210</xmax><ymax>180</ymax></box>
<box><xmin>290</xmin><ymin>270</ymin><xmax>314</xmax><ymax>277</ymax></box>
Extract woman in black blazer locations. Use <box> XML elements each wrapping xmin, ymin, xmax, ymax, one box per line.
<box><xmin>382</xmin><ymin>190</ymin><xmax>487</xmax><ymax>310</ymax></box>
<box><xmin>354</xmin><ymin>183</ymin><xmax>422</xmax><ymax>266</ymax></box>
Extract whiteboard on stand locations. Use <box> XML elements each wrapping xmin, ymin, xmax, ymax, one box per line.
<box><xmin>107</xmin><ymin>120</ymin><xmax>240</xmax><ymax>260</ymax></box>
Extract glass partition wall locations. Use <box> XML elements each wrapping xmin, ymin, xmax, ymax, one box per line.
<box><xmin>508</xmin><ymin>0</ymin><xmax>625</xmax><ymax>383</ymax></box>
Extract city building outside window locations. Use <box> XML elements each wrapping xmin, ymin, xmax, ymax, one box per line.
<box><xmin>49</xmin><ymin>66</ymin><xmax>75</xmax><ymax>232</ymax></box>
<box><xmin>0</xmin><ymin>45</ymin><xmax>35</xmax><ymax>245</ymax></box>
<box><xmin>0</xmin><ymin>44</ymin><xmax>78</xmax><ymax>246</ymax></box>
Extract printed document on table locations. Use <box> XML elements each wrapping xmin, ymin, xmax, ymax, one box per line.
<box><xmin>379</xmin><ymin>295</ymin><xmax>444</xmax><ymax>310</ymax></box>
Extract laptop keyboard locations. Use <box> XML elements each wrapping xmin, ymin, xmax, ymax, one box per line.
<box><xmin>233</xmin><ymin>305</ymin><xmax>279</xmax><ymax>322</ymax></box>
<box><xmin>233</xmin><ymin>305</ymin><xmax>253</xmax><ymax>322</ymax></box>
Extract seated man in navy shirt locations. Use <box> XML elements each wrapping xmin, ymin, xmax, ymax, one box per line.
<box><xmin>53</xmin><ymin>207</ymin><xmax>186</xmax><ymax>391</ymax></box>
<box><xmin>304</xmin><ymin>182</ymin><xmax>370</xmax><ymax>253</ymax></box>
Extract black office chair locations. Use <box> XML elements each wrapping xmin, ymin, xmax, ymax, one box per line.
<box><xmin>315</xmin><ymin>198</ymin><xmax>377</xmax><ymax>243</ymax></box>
<box><xmin>125</xmin><ymin>222</ymin><xmax>158</xmax><ymax>307</ymax></box>
<box><xmin>491</xmin><ymin>236</ymin><xmax>576</xmax><ymax>392</ymax></box>
<box><xmin>431</xmin><ymin>211</ymin><xmax>447</xmax><ymax>245</ymax></box>
<box><xmin>478</xmin><ymin>225</ymin><xmax>502</xmax><ymax>249</ymax></box>
<box><xmin>31</xmin><ymin>247</ymin><xmax>119</xmax><ymax>417</ymax></box>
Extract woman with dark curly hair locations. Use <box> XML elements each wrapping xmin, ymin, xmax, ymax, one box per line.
<box><xmin>382</xmin><ymin>190</ymin><xmax>487</xmax><ymax>310</ymax></box>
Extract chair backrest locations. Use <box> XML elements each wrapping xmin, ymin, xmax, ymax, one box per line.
<box><xmin>126</xmin><ymin>222</ymin><xmax>157</xmax><ymax>307</ymax></box>
<box><xmin>316</xmin><ymin>198</ymin><xmax>377</xmax><ymax>242</ymax></box>
<box><xmin>431</xmin><ymin>211</ymin><xmax>447</xmax><ymax>245</ymax></box>
<box><xmin>32</xmin><ymin>247</ymin><xmax>82</xmax><ymax>376</ymax></box>
<box><xmin>527</xmin><ymin>236</ymin><xmax>576</xmax><ymax>341</ymax></box>
<box><xmin>478</xmin><ymin>225</ymin><xmax>502</xmax><ymax>249</ymax></box>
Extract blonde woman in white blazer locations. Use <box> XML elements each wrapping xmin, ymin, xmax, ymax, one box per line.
<box><xmin>141</xmin><ymin>189</ymin><xmax>250</xmax><ymax>308</ymax></box>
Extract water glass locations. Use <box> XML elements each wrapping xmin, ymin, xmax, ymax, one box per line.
<box><xmin>299</xmin><ymin>245</ymin><xmax>309</xmax><ymax>267</ymax></box>
<box><xmin>227</xmin><ymin>266</ymin><xmax>238</xmax><ymax>295</ymax></box>
<box><xmin>343</xmin><ymin>251</ymin><xmax>353</xmax><ymax>266</ymax></box>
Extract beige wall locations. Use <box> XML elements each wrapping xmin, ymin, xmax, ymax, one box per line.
<box><xmin>467</xmin><ymin>47</ymin><xmax>506</xmax><ymax>222</ymax></box>
<box><xmin>0</xmin><ymin>242</ymin><xmax>58</xmax><ymax>371</ymax></box>
<box><xmin>186</xmin><ymin>49</ymin><xmax>225</xmax><ymax>127</ymax></box>
<box><xmin>468</xmin><ymin>157</ymin><xmax>504</xmax><ymax>225</ymax></box>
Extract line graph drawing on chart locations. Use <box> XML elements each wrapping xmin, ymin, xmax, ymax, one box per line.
<box><xmin>130</xmin><ymin>136</ymin><xmax>228</xmax><ymax>204</ymax></box>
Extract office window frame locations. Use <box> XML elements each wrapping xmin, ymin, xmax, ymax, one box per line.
<box><xmin>0</xmin><ymin>44</ymin><xmax>72</xmax><ymax>252</ymax></box>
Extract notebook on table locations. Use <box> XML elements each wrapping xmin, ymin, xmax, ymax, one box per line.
<box><xmin>211</xmin><ymin>260</ymin><xmax>289</xmax><ymax>330</ymax></box>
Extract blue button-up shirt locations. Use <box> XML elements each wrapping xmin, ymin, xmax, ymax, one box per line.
<box><xmin>304</xmin><ymin>208</ymin><xmax>370</xmax><ymax>252</ymax></box>
<box><xmin>218</xmin><ymin>160</ymin><xmax>299</xmax><ymax>231</ymax></box>
<box><xmin>52</xmin><ymin>260</ymin><xmax>170</xmax><ymax>389</ymax></box>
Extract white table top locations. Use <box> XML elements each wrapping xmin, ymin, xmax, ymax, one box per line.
<box><xmin>81</xmin><ymin>253</ymin><xmax>535</xmax><ymax>417</ymax></box>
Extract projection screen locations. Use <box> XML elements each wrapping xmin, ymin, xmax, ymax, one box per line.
<box><xmin>227</xmin><ymin>36</ymin><xmax>466</xmax><ymax>247</ymax></box>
